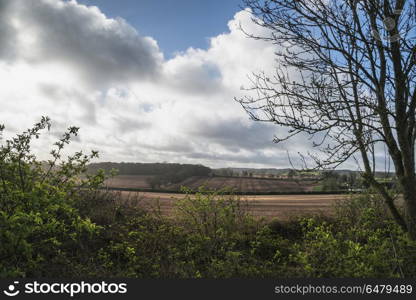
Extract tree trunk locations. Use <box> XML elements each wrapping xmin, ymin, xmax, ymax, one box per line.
<box><xmin>402</xmin><ymin>182</ymin><xmax>416</xmax><ymax>240</ymax></box>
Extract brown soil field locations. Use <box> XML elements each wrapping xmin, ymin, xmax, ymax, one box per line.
<box><xmin>118</xmin><ymin>191</ymin><xmax>347</xmax><ymax>220</ymax></box>
<box><xmin>104</xmin><ymin>175</ymin><xmax>153</xmax><ymax>189</ymax></box>
<box><xmin>166</xmin><ymin>176</ymin><xmax>318</xmax><ymax>192</ymax></box>
<box><xmin>105</xmin><ymin>175</ymin><xmax>318</xmax><ymax>193</ymax></box>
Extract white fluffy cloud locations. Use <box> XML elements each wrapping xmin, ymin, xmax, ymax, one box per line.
<box><xmin>0</xmin><ymin>0</ymin><xmax>317</xmax><ymax>168</ymax></box>
<box><xmin>7</xmin><ymin>0</ymin><xmax>163</xmax><ymax>88</ymax></box>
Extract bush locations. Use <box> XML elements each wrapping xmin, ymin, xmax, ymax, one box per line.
<box><xmin>83</xmin><ymin>186</ymin><xmax>416</xmax><ymax>279</ymax></box>
<box><xmin>292</xmin><ymin>192</ymin><xmax>416</xmax><ymax>278</ymax></box>
<box><xmin>0</xmin><ymin>117</ymin><xmax>104</xmax><ymax>277</ymax></box>
<box><xmin>174</xmin><ymin>187</ymin><xmax>254</xmax><ymax>237</ymax></box>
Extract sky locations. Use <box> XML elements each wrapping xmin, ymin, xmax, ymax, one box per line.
<box><xmin>77</xmin><ymin>0</ymin><xmax>243</xmax><ymax>58</ymax></box>
<box><xmin>0</xmin><ymin>0</ymin><xmax>360</xmax><ymax>169</ymax></box>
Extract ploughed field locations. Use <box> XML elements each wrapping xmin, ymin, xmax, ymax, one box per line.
<box><xmin>105</xmin><ymin>175</ymin><xmax>318</xmax><ymax>193</ymax></box>
<box><xmin>118</xmin><ymin>191</ymin><xmax>347</xmax><ymax>220</ymax></box>
<box><xmin>106</xmin><ymin>175</ymin><xmax>343</xmax><ymax>219</ymax></box>
<box><xmin>104</xmin><ymin>175</ymin><xmax>154</xmax><ymax>189</ymax></box>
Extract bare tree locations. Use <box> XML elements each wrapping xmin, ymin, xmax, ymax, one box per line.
<box><xmin>237</xmin><ymin>0</ymin><xmax>416</xmax><ymax>238</ymax></box>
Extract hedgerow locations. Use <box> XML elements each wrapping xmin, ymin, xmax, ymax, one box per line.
<box><xmin>1</xmin><ymin>118</ymin><xmax>415</xmax><ymax>278</ymax></box>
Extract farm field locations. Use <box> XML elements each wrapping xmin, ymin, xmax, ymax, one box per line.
<box><xmin>165</xmin><ymin>176</ymin><xmax>317</xmax><ymax>192</ymax></box>
<box><xmin>104</xmin><ymin>174</ymin><xmax>318</xmax><ymax>193</ymax></box>
<box><xmin>118</xmin><ymin>191</ymin><xmax>347</xmax><ymax>220</ymax></box>
<box><xmin>104</xmin><ymin>175</ymin><xmax>153</xmax><ymax>189</ymax></box>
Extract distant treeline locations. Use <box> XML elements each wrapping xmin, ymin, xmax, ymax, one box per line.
<box><xmin>88</xmin><ymin>162</ymin><xmax>212</xmax><ymax>188</ymax></box>
<box><xmin>88</xmin><ymin>162</ymin><xmax>211</xmax><ymax>176</ymax></box>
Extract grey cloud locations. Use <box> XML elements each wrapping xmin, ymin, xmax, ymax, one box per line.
<box><xmin>140</xmin><ymin>139</ymin><xmax>195</xmax><ymax>154</ymax></box>
<box><xmin>38</xmin><ymin>83</ymin><xmax>61</xmax><ymax>98</ymax></box>
<box><xmin>164</xmin><ymin>61</ymin><xmax>224</xmax><ymax>95</ymax></box>
<box><xmin>188</xmin><ymin>150</ymin><xmax>291</xmax><ymax>167</ymax></box>
<box><xmin>184</xmin><ymin>116</ymin><xmax>345</xmax><ymax>167</ymax></box>
<box><xmin>38</xmin><ymin>83</ymin><xmax>97</xmax><ymax>125</ymax></box>
<box><xmin>115</xmin><ymin>117</ymin><xmax>151</xmax><ymax>133</ymax></box>
<box><xmin>9</xmin><ymin>0</ymin><xmax>163</xmax><ymax>87</ymax></box>
<box><xmin>0</xmin><ymin>0</ymin><xmax>17</xmax><ymax>61</ymax></box>
<box><xmin>186</xmin><ymin>117</ymin><xmax>277</xmax><ymax>151</ymax></box>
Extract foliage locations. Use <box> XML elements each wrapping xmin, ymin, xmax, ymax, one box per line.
<box><xmin>1</xmin><ymin>119</ymin><xmax>416</xmax><ymax>278</ymax></box>
<box><xmin>294</xmin><ymin>192</ymin><xmax>416</xmax><ymax>277</ymax></box>
<box><xmin>174</xmin><ymin>187</ymin><xmax>253</xmax><ymax>238</ymax></box>
<box><xmin>87</xmin><ymin>188</ymin><xmax>416</xmax><ymax>278</ymax></box>
<box><xmin>0</xmin><ymin>117</ymin><xmax>104</xmax><ymax>277</ymax></box>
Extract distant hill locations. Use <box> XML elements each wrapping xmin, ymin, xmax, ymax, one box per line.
<box><xmin>87</xmin><ymin>162</ymin><xmax>394</xmax><ymax>180</ymax></box>
<box><xmin>88</xmin><ymin>162</ymin><xmax>211</xmax><ymax>177</ymax></box>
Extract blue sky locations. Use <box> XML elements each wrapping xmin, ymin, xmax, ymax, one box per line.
<box><xmin>78</xmin><ymin>0</ymin><xmax>243</xmax><ymax>57</ymax></box>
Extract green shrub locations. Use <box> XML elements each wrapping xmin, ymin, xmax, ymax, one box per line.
<box><xmin>292</xmin><ymin>192</ymin><xmax>416</xmax><ymax>278</ymax></box>
<box><xmin>174</xmin><ymin>187</ymin><xmax>255</xmax><ymax>237</ymax></box>
<box><xmin>0</xmin><ymin>117</ymin><xmax>104</xmax><ymax>277</ymax></box>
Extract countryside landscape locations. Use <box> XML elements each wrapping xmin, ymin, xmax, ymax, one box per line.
<box><xmin>90</xmin><ymin>163</ymin><xmax>352</xmax><ymax>219</ymax></box>
<box><xmin>94</xmin><ymin>162</ymin><xmax>362</xmax><ymax>219</ymax></box>
<box><xmin>2</xmin><ymin>0</ymin><xmax>416</xmax><ymax>288</ymax></box>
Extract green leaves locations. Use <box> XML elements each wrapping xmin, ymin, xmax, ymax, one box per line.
<box><xmin>0</xmin><ymin>118</ymin><xmax>102</xmax><ymax>277</ymax></box>
<box><xmin>292</xmin><ymin>212</ymin><xmax>416</xmax><ymax>278</ymax></box>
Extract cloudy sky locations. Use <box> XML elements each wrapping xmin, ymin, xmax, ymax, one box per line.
<box><xmin>0</xmin><ymin>0</ymin><xmax>349</xmax><ymax>169</ymax></box>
